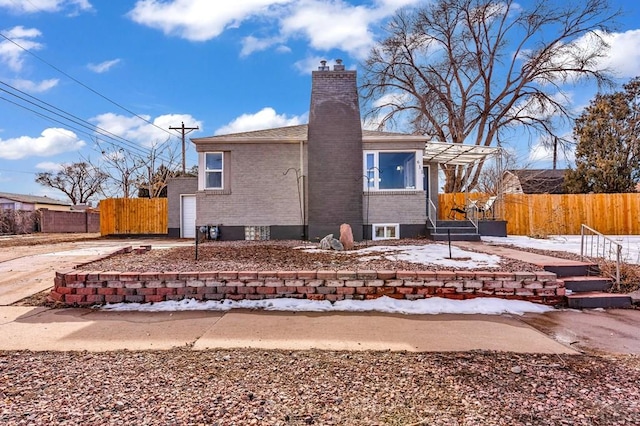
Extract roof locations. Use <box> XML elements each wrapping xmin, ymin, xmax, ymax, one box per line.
<box><xmin>0</xmin><ymin>192</ymin><xmax>70</xmax><ymax>206</ymax></box>
<box><xmin>193</xmin><ymin>125</ymin><xmax>500</xmax><ymax>166</ymax></box>
<box><xmin>506</xmin><ymin>169</ymin><xmax>567</xmax><ymax>194</ymax></box>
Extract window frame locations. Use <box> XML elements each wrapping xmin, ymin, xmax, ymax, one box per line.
<box><xmin>204</xmin><ymin>152</ymin><xmax>224</xmax><ymax>190</ymax></box>
<box><xmin>363</xmin><ymin>150</ymin><xmax>422</xmax><ymax>191</ymax></box>
<box><xmin>372</xmin><ymin>223</ymin><xmax>400</xmax><ymax>240</ymax></box>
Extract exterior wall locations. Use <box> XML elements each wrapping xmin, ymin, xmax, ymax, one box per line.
<box><xmin>51</xmin><ymin>264</ymin><xmax>565</xmax><ymax>307</ymax></box>
<box><xmin>307</xmin><ymin>67</ymin><xmax>363</xmax><ymax>241</ymax></box>
<box><xmin>365</xmin><ymin>192</ymin><xmax>427</xmax><ymax>225</ymax></box>
<box><xmin>0</xmin><ymin>198</ymin><xmax>32</xmax><ymax>211</ymax></box>
<box><xmin>195</xmin><ymin>142</ymin><xmax>304</xmax><ymax>228</ymax></box>
<box><xmin>40</xmin><ymin>210</ymin><xmax>99</xmax><ymax>233</ymax></box>
<box><xmin>34</xmin><ymin>203</ymin><xmax>71</xmax><ymax>212</ymax></box>
<box><xmin>167</xmin><ymin>176</ymin><xmax>198</xmax><ymax>237</ymax></box>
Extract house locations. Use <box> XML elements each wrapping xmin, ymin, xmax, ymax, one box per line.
<box><xmin>0</xmin><ymin>192</ymin><xmax>71</xmax><ymax>211</ymax></box>
<box><xmin>503</xmin><ymin>169</ymin><xmax>567</xmax><ymax>194</ymax></box>
<box><xmin>168</xmin><ymin>61</ymin><xmax>499</xmax><ymax>241</ymax></box>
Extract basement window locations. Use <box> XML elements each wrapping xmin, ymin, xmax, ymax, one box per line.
<box><xmin>372</xmin><ymin>223</ymin><xmax>399</xmax><ymax>240</ymax></box>
<box><xmin>245</xmin><ymin>226</ymin><xmax>270</xmax><ymax>241</ymax></box>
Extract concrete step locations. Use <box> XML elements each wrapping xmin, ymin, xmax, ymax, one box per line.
<box><xmin>562</xmin><ymin>276</ymin><xmax>613</xmax><ymax>293</ymax></box>
<box><xmin>566</xmin><ymin>292</ymin><xmax>633</xmax><ymax>309</ymax></box>
<box><xmin>544</xmin><ymin>263</ymin><xmax>599</xmax><ymax>278</ymax></box>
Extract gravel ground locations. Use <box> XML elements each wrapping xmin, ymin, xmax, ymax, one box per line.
<box><xmin>78</xmin><ymin>239</ymin><xmax>546</xmax><ymax>273</ymax></box>
<box><xmin>1</xmin><ymin>349</ymin><xmax>639</xmax><ymax>425</ymax></box>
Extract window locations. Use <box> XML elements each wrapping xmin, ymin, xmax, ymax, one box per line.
<box><xmin>364</xmin><ymin>151</ymin><xmax>419</xmax><ymax>190</ymax></box>
<box><xmin>205</xmin><ymin>152</ymin><xmax>223</xmax><ymax>189</ymax></box>
<box><xmin>372</xmin><ymin>223</ymin><xmax>399</xmax><ymax>240</ymax></box>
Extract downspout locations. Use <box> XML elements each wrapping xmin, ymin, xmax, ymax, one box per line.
<box><xmin>300</xmin><ymin>140</ymin><xmax>307</xmax><ymax>240</ymax></box>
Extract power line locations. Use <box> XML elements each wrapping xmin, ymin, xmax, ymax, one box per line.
<box><xmin>0</xmin><ymin>80</ymin><xmax>166</xmax><ymax>160</ymax></box>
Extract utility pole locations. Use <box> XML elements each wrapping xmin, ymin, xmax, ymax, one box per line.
<box><xmin>169</xmin><ymin>122</ymin><xmax>199</xmax><ymax>173</ymax></box>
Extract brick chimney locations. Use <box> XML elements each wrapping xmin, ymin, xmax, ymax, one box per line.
<box><xmin>307</xmin><ymin>59</ymin><xmax>363</xmax><ymax>241</ymax></box>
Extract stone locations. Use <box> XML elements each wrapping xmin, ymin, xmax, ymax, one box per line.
<box><xmin>339</xmin><ymin>223</ymin><xmax>354</xmax><ymax>250</ymax></box>
<box><xmin>320</xmin><ymin>234</ymin><xmax>333</xmax><ymax>250</ymax></box>
<box><xmin>330</xmin><ymin>238</ymin><xmax>344</xmax><ymax>251</ymax></box>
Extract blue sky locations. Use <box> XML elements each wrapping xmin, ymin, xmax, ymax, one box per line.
<box><xmin>1</xmin><ymin>0</ymin><xmax>639</xmax><ymax>201</ymax></box>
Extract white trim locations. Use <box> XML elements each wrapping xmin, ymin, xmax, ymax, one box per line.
<box><xmin>363</xmin><ymin>149</ymin><xmax>423</xmax><ymax>192</ymax></box>
<box><xmin>203</xmin><ymin>152</ymin><xmax>224</xmax><ymax>190</ymax></box>
<box><xmin>372</xmin><ymin>223</ymin><xmax>400</xmax><ymax>240</ymax></box>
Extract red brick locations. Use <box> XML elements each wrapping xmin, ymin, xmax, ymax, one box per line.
<box><xmin>160</xmin><ymin>272</ymin><xmax>179</xmax><ymax>280</ymax></box>
<box><xmin>157</xmin><ymin>288</ymin><xmax>177</xmax><ymax>296</ymax></box>
<box><xmin>276</xmin><ymin>271</ymin><xmax>297</xmax><ymax>279</ymax></box>
<box><xmin>376</xmin><ymin>270</ymin><xmax>396</xmax><ymax>279</ymax></box>
<box><xmin>535</xmin><ymin>271</ymin><xmax>557</xmax><ymax>282</ymax></box>
<box><xmin>503</xmin><ymin>281</ymin><xmax>523</xmax><ymax>289</ymax></box>
<box><xmin>239</xmin><ymin>271</ymin><xmax>259</xmax><ymax>280</ymax></box>
<box><xmin>97</xmin><ymin>288</ymin><xmax>117</xmax><ymax>295</ymax></box>
<box><xmin>138</xmin><ymin>272</ymin><xmax>161</xmax><ymax>281</ymax></box>
<box><xmin>494</xmin><ymin>288</ymin><xmax>515</xmax><ymax>295</ymax></box>
<box><xmin>515</xmin><ymin>288</ymin><xmax>535</xmax><ymax>296</ymax></box>
<box><xmin>276</xmin><ymin>286</ymin><xmax>296</xmax><ymax>294</ymax></box>
<box><xmin>493</xmin><ymin>272</ymin><xmax>515</xmax><ymax>280</ymax></box>
<box><xmin>455</xmin><ymin>271</ymin><xmax>476</xmax><ymax>279</ymax></box>
<box><xmin>99</xmin><ymin>271</ymin><xmax>121</xmax><ymax>281</ymax></box>
<box><xmin>297</xmin><ymin>270</ymin><xmax>317</xmax><ymax>279</ymax></box>
<box><xmin>483</xmin><ymin>281</ymin><xmax>503</xmax><ymax>289</ymax></box>
<box><xmin>356</xmin><ymin>270</ymin><xmax>377</xmax><ymax>279</ymax></box>
<box><xmin>535</xmin><ymin>288</ymin><xmax>557</xmax><ymax>296</ymax></box>
<box><xmin>316</xmin><ymin>287</ymin><xmax>336</xmax><ymax>294</ymax></box>
<box><xmin>317</xmin><ymin>270</ymin><xmax>337</xmax><ymax>280</ymax></box>
<box><xmin>48</xmin><ymin>291</ymin><xmax>64</xmax><ymax>302</ymax></box>
<box><xmin>376</xmin><ymin>287</ymin><xmax>395</xmax><ymax>295</ymax></box>
<box><xmin>76</xmin><ymin>287</ymin><xmax>96</xmax><ymax>295</ymax></box>
<box><xmin>198</xmin><ymin>271</ymin><xmax>219</xmax><ymax>279</ymax></box>
<box><xmin>417</xmin><ymin>287</ymin><xmax>436</xmax><ymax>295</ymax></box>
<box><xmin>216</xmin><ymin>271</ymin><xmax>237</xmax><ymax>280</ymax></box>
<box><xmin>336</xmin><ymin>287</ymin><xmax>355</xmax><ymax>295</ymax></box>
<box><xmin>105</xmin><ymin>295</ymin><xmax>125</xmax><ymax>303</ymax></box>
<box><xmin>119</xmin><ymin>272</ymin><xmax>139</xmax><ymax>281</ymax></box>
<box><xmin>237</xmin><ymin>287</ymin><xmax>256</xmax><ymax>294</ymax></box>
<box><xmin>356</xmin><ymin>287</ymin><xmax>376</xmax><ymax>295</ymax></box>
<box><xmin>443</xmin><ymin>293</ymin><xmax>465</xmax><ymax>300</ymax></box>
<box><xmin>65</xmin><ymin>294</ymin><xmax>86</xmax><ymax>304</ymax></box>
<box><xmin>385</xmin><ymin>293</ymin><xmax>406</xmax><ymax>300</ymax></box>
<box><xmin>396</xmin><ymin>287</ymin><xmax>414</xmax><ymax>294</ymax></box>
<box><xmin>116</xmin><ymin>288</ymin><xmax>136</xmax><ymax>296</ymax></box>
<box><xmin>296</xmin><ymin>286</ymin><xmax>316</xmax><ymax>294</ymax></box>
<box><xmin>325</xmin><ymin>294</ymin><xmax>345</xmax><ymax>302</ymax></box>
<box><xmin>257</xmin><ymin>287</ymin><xmax>276</xmax><ymax>294</ymax></box>
<box><xmin>125</xmin><ymin>295</ymin><xmax>145</xmax><ymax>303</ymax></box>
<box><xmin>258</xmin><ymin>271</ymin><xmax>279</xmax><ymax>279</ymax></box>
<box><xmin>435</xmin><ymin>287</ymin><xmax>457</xmax><ymax>295</ymax></box>
<box><xmin>86</xmin><ymin>294</ymin><xmax>105</xmax><ymax>304</ymax></box>
<box><xmin>57</xmin><ymin>286</ymin><xmax>74</xmax><ymax>295</ymax></box>
<box><xmin>178</xmin><ymin>272</ymin><xmax>200</xmax><ymax>280</ymax></box>
<box><xmin>436</xmin><ymin>270</ymin><xmax>456</xmax><ymax>280</ymax></box>
<box><xmin>337</xmin><ymin>270</ymin><xmax>357</xmax><ymax>279</ymax></box>
<box><xmin>64</xmin><ymin>274</ymin><xmax>78</xmax><ymax>284</ymax></box>
<box><xmin>135</xmin><ymin>288</ymin><xmax>156</xmax><ymax>296</ymax></box>
<box><xmin>265</xmin><ymin>279</ymin><xmax>284</xmax><ymax>287</ymax></box>
<box><xmin>145</xmin><ymin>295</ymin><xmax>165</xmax><ymax>303</ymax></box>
<box><xmin>474</xmin><ymin>271</ymin><xmax>495</xmax><ymax>280</ymax></box>
<box><xmin>365</xmin><ymin>294</ymin><xmax>382</xmax><ymax>300</ymax></box>
<box><xmin>416</xmin><ymin>271</ymin><xmax>437</xmax><ymax>281</ymax></box>
<box><xmin>397</xmin><ymin>271</ymin><xmax>417</xmax><ymax>279</ymax></box>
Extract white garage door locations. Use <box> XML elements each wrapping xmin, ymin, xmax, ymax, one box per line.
<box><xmin>181</xmin><ymin>195</ymin><xmax>196</xmax><ymax>238</ymax></box>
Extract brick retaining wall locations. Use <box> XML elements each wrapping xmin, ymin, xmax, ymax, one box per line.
<box><xmin>50</xmin><ymin>249</ymin><xmax>566</xmax><ymax>306</ymax></box>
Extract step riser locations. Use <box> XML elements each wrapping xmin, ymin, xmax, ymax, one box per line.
<box><xmin>429</xmin><ymin>234</ymin><xmax>481</xmax><ymax>242</ymax></box>
<box><xmin>566</xmin><ymin>296</ymin><xmax>632</xmax><ymax>309</ymax></box>
<box><xmin>564</xmin><ymin>280</ymin><xmax>612</xmax><ymax>293</ymax></box>
<box><xmin>544</xmin><ymin>265</ymin><xmax>593</xmax><ymax>277</ymax></box>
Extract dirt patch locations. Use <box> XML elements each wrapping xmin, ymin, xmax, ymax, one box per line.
<box><xmin>79</xmin><ymin>239</ymin><xmax>545</xmax><ymax>273</ymax></box>
<box><xmin>0</xmin><ymin>233</ymin><xmax>101</xmax><ymax>248</ymax></box>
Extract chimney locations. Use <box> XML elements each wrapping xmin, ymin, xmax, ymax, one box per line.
<box><xmin>307</xmin><ymin>60</ymin><xmax>363</xmax><ymax>241</ymax></box>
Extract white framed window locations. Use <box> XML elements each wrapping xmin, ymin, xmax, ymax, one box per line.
<box><xmin>364</xmin><ymin>150</ymin><xmax>421</xmax><ymax>191</ymax></box>
<box><xmin>372</xmin><ymin>223</ymin><xmax>399</xmax><ymax>240</ymax></box>
<box><xmin>204</xmin><ymin>152</ymin><xmax>223</xmax><ymax>189</ymax></box>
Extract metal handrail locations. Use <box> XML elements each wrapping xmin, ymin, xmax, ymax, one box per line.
<box><xmin>466</xmin><ymin>201</ymin><xmax>479</xmax><ymax>232</ymax></box>
<box><xmin>427</xmin><ymin>199</ymin><xmax>438</xmax><ymax>232</ymax></box>
<box><xmin>580</xmin><ymin>224</ymin><xmax>622</xmax><ymax>290</ymax></box>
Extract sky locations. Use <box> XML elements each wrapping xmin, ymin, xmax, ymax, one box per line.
<box><xmin>100</xmin><ymin>234</ymin><xmax>640</xmax><ymax>313</ymax></box>
<box><xmin>1</xmin><ymin>0</ymin><xmax>640</xmax><ymax>201</ymax></box>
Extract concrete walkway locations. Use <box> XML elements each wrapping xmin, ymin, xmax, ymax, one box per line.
<box><xmin>0</xmin><ymin>306</ymin><xmax>576</xmax><ymax>354</ymax></box>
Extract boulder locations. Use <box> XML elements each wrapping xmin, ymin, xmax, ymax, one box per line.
<box><xmin>330</xmin><ymin>238</ymin><xmax>344</xmax><ymax>251</ymax></box>
<box><xmin>320</xmin><ymin>234</ymin><xmax>333</xmax><ymax>250</ymax></box>
<box><xmin>339</xmin><ymin>223</ymin><xmax>354</xmax><ymax>250</ymax></box>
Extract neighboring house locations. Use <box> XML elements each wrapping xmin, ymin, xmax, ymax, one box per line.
<box><xmin>169</xmin><ymin>61</ymin><xmax>497</xmax><ymax>241</ymax></box>
<box><xmin>503</xmin><ymin>169</ymin><xmax>568</xmax><ymax>194</ymax></box>
<box><xmin>0</xmin><ymin>192</ymin><xmax>71</xmax><ymax>211</ymax></box>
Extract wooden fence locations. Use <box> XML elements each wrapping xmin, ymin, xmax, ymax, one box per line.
<box><xmin>100</xmin><ymin>198</ymin><xmax>168</xmax><ymax>235</ymax></box>
<box><xmin>439</xmin><ymin>193</ymin><xmax>640</xmax><ymax>235</ymax></box>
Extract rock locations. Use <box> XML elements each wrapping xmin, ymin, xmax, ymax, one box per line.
<box><xmin>330</xmin><ymin>238</ymin><xmax>344</xmax><ymax>251</ymax></box>
<box><xmin>510</xmin><ymin>366</ymin><xmax>522</xmax><ymax>374</ymax></box>
<box><xmin>339</xmin><ymin>223</ymin><xmax>354</xmax><ymax>250</ymax></box>
<box><xmin>320</xmin><ymin>234</ymin><xmax>333</xmax><ymax>250</ymax></box>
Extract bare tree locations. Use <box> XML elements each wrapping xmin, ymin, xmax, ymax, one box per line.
<box><xmin>35</xmin><ymin>162</ymin><xmax>108</xmax><ymax>205</ymax></box>
<box><xmin>92</xmin><ymin>138</ymin><xmax>146</xmax><ymax>199</ymax></box>
<box><xmin>135</xmin><ymin>139</ymin><xmax>181</xmax><ymax>198</ymax></box>
<box><xmin>361</xmin><ymin>0</ymin><xmax>618</xmax><ymax>192</ymax></box>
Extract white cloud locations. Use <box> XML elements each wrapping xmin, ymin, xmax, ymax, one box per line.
<box><xmin>87</xmin><ymin>59</ymin><xmax>121</xmax><ymax>73</ymax></box>
<box><xmin>127</xmin><ymin>0</ymin><xmax>293</xmax><ymax>42</ymax></box>
<box><xmin>35</xmin><ymin>161</ymin><xmax>65</xmax><ymax>171</ymax></box>
<box><xmin>598</xmin><ymin>29</ymin><xmax>640</xmax><ymax>79</ymax></box>
<box><xmin>0</xmin><ymin>26</ymin><xmax>43</xmax><ymax>72</ymax></box>
<box><xmin>11</xmin><ymin>78</ymin><xmax>59</xmax><ymax>93</ymax></box>
<box><xmin>127</xmin><ymin>0</ymin><xmax>419</xmax><ymax>58</ymax></box>
<box><xmin>0</xmin><ymin>128</ymin><xmax>85</xmax><ymax>160</ymax></box>
<box><xmin>0</xmin><ymin>0</ymin><xmax>92</xmax><ymax>14</ymax></box>
<box><xmin>91</xmin><ymin>113</ymin><xmax>203</xmax><ymax>148</ymax></box>
<box><xmin>215</xmin><ymin>107</ymin><xmax>305</xmax><ymax>135</ymax></box>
